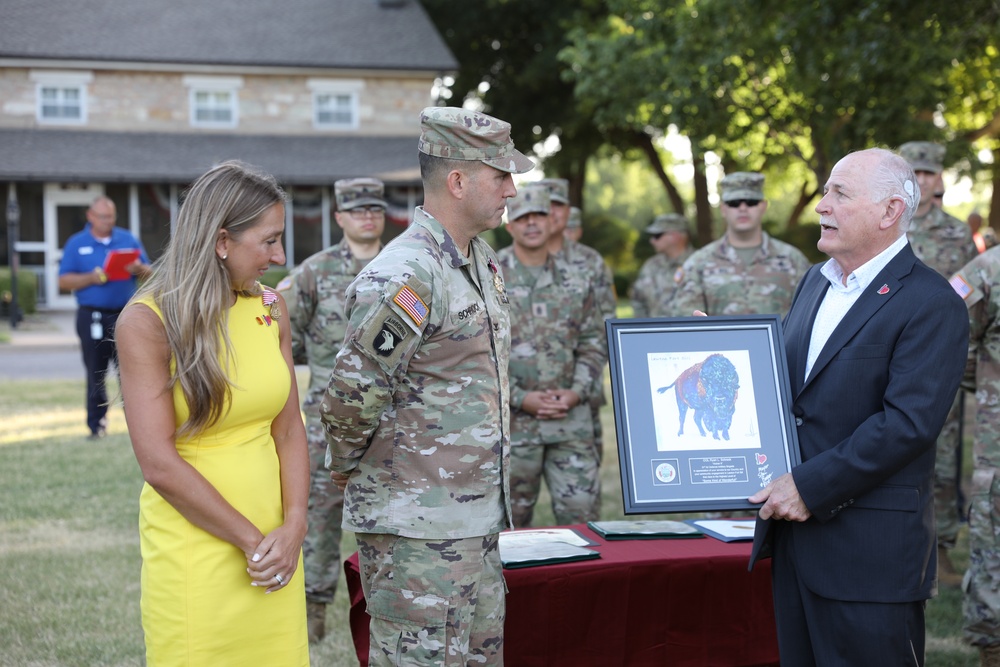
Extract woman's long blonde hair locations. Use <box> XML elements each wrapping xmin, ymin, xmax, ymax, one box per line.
<box><xmin>132</xmin><ymin>160</ymin><xmax>286</xmax><ymax>437</ymax></box>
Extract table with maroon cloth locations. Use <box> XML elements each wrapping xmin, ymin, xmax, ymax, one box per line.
<box><xmin>344</xmin><ymin>524</ymin><xmax>779</xmax><ymax>667</ymax></box>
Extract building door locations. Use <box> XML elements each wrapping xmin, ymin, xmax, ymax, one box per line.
<box><xmin>43</xmin><ymin>184</ymin><xmax>104</xmax><ymax>310</ymax></box>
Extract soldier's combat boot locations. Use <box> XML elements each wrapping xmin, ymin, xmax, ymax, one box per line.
<box><xmin>307</xmin><ymin>601</ymin><xmax>327</xmax><ymax>643</ymax></box>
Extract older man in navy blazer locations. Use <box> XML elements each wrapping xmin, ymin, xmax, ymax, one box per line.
<box><xmin>749</xmin><ymin>147</ymin><xmax>969</xmax><ymax>666</ymax></box>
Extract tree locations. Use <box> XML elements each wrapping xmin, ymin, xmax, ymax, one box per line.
<box><xmin>421</xmin><ymin>0</ymin><xmax>609</xmax><ymax>206</ymax></box>
<box><xmin>562</xmin><ymin>0</ymin><xmax>998</xmax><ymax>239</ymax></box>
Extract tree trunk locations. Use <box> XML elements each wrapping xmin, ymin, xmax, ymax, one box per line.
<box><xmin>691</xmin><ymin>145</ymin><xmax>713</xmax><ymax>247</ymax></box>
<box><xmin>786</xmin><ymin>181</ymin><xmax>819</xmax><ymax>229</ymax></box>
<box><xmin>990</xmin><ymin>147</ymin><xmax>1000</xmax><ymax>231</ymax></box>
<box><xmin>634</xmin><ymin>132</ymin><xmax>685</xmax><ymax>214</ymax></box>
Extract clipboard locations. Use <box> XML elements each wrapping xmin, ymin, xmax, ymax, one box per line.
<box><xmin>102</xmin><ymin>249</ymin><xmax>141</xmax><ymax>281</ymax></box>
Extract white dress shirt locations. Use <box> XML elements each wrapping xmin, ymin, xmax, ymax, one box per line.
<box><xmin>804</xmin><ymin>234</ymin><xmax>909</xmax><ymax>381</ymax></box>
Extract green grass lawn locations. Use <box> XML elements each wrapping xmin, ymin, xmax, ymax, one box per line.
<box><xmin>0</xmin><ymin>376</ymin><xmax>979</xmax><ymax>666</ymax></box>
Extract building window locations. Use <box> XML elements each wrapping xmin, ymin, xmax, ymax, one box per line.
<box><xmin>192</xmin><ymin>90</ymin><xmax>236</xmax><ymax>125</ymax></box>
<box><xmin>183</xmin><ymin>76</ymin><xmax>242</xmax><ymax>128</ymax></box>
<box><xmin>309</xmin><ymin>79</ymin><xmax>363</xmax><ymax>130</ymax></box>
<box><xmin>31</xmin><ymin>71</ymin><xmax>92</xmax><ymax>125</ymax></box>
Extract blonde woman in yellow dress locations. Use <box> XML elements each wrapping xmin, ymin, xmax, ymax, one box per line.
<box><xmin>116</xmin><ymin>161</ymin><xmax>310</xmax><ymax>665</ymax></box>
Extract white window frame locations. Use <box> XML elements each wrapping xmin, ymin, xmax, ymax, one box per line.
<box><xmin>184</xmin><ymin>75</ymin><xmax>242</xmax><ymax>128</ymax></box>
<box><xmin>31</xmin><ymin>70</ymin><xmax>92</xmax><ymax>125</ymax></box>
<box><xmin>308</xmin><ymin>79</ymin><xmax>363</xmax><ymax>130</ymax></box>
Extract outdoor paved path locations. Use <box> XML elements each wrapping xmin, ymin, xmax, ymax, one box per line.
<box><xmin>0</xmin><ymin>310</ymin><xmax>82</xmax><ymax>381</ymax></box>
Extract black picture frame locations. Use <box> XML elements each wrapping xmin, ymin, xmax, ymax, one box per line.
<box><xmin>606</xmin><ymin>315</ymin><xmax>801</xmax><ymax>514</ymax></box>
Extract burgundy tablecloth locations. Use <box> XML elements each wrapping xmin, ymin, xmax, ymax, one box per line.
<box><xmin>344</xmin><ymin>524</ymin><xmax>779</xmax><ymax>667</ymax></box>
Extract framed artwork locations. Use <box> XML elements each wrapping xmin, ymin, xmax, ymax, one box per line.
<box><xmin>606</xmin><ymin>315</ymin><xmax>801</xmax><ymax>514</ymax></box>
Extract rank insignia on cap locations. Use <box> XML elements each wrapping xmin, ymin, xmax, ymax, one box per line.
<box><xmin>394</xmin><ymin>285</ymin><xmax>428</xmax><ymax>326</ymax></box>
<box><xmin>950</xmin><ymin>274</ymin><xmax>974</xmax><ymax>300</ymax></box>
<box><xmin>877</xmin><ymin>284</ymin><xmax>890</xmax><ymax>295</ymax></box>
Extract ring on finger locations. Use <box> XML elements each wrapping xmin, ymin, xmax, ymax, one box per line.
<box><xmin>274</xmin><ymin>573</ymin><xmax>285</xmax><ymax>585</ymax></box>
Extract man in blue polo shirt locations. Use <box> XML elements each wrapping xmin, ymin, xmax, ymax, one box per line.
<box><xmin>58</xmin><ymin>195</ymin><xmax>151</xmax><ymax>439</ymax></box>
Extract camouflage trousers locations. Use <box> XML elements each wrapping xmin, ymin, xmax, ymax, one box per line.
<box><xmin>934</xmin><ymin>391</ymin><xmax>967</xmax><ymax>549</ymax></box>
<box><xmin>303</xmin><ymin>419</ymin><xmax>344</xmax><ymax>605</ymax></box>
<box><xmin>964</xmin><ymin>467</ymin><xmax>1000</xmax><ymax>647</ymax></box>
<box><xmin>357</xmin><ymin>533</ymin><xmax>505</xmax><ymax>666</ymax></box>
<box><xmin>509</xmin><ymin>439</ymin><xmax>601</xmax><ymax>528</ymax></box>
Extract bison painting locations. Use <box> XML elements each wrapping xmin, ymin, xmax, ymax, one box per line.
<box><xmin>657</xmin><ymin>354</ymin><xmax>740</xmax><ymax>440</ymax></box>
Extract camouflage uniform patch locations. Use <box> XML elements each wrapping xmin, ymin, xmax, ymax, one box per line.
<box><xmin>497</xmin><ymin>248</ymin><xmax>607</xmax><ymax>526</ymax></box>
<box><xmin>557</xmin><ymin>239</ymin><xmax>616</xmax><ymax>468</ymax></box>
<box><xmin>358</xmin><ymin>533</ymin><xmax>505</xmax><ymax>666</ymax></box>
<box><xmin>321</xmin><ymin>207</ymin><xmax>512</xmax><ymax>538</ymax></box>
<box><xmin>908</xmin><ymin>205</ymin><xmax>979</xmax><ymax>548</ymax></box>
<box><xmin>631</xmin><ymin>249</ymin><xmax>693</xmax><ymax>318</ymax></box>
<box><xmin>277</xmin><ymin>238</ymin><xmax>377</xmax><ymax>605</ymax></box>
<box><xmin>671</xmin><ymin>232</ymin><xmax>811</xmax><ymax>317</ymax></box>
<box><xmin>952</xmin><ymin>248</ymin><xmax>1000</xmax><ymax>646</ymax></box>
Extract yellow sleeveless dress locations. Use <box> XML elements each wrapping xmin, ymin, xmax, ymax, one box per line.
<box><xmin>137</xmin><ymin>294</ymin><xmax>308</xmax><ymax>666</ymax></box>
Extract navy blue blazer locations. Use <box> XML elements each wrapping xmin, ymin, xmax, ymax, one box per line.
<box><xmin>749</xmin><ymin>243</ymin><xmax>968</xmax><ymax>603</ymax></box>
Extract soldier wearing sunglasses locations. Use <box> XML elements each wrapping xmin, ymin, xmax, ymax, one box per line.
<box><xmin>673</xmin><ymin>171</ymin><xmax>810</xmax><ymax>318</ymax></box>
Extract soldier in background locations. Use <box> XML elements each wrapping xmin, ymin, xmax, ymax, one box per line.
<box><xmin>322</xmin><ymin>107</ymin><xmax>532</xmax><ymax>665</ymax></box>
<box><xmin>630</xmin><ymin>213</ymin><xmax>692</xmax><ymax>318</ymax></box>
<box><xmin>899</xmin><ymin>141</ymin><xmax>979</xmax><ymax>588</ymax></box>
<box><xmin>949</xmin><ymin>248</ymin><xmax>1000</xmax><ymax>666</ymax></box>
<box><xmin>564</xmin><ymin>205</ymin><xmax>584</xmax><ymax>243</ymax></box>
<box><xmin>499</xmin><ymin>187</ymin><xmax>606</xmax><ymax>527</ymax></box>
<box><xmin>275</xmin><ymin>177</ymin><xmax>386</xmax><ymax>642</ymax></box>
<box><xmin>535</xmin><ymin>178</ymin><xmax>616</xmax><ymax>478</ymax></box>
<box><xmin>672</xmin><ymin>172</ymin><xmax>810</xmax><ymax>317</ymax></box>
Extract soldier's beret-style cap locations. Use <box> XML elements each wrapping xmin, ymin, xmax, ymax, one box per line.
<box><xmin>335</xmin><ymin>177</ymin><xmax>386</xmax><ymax>211</ymax></box>
<box><xmin>644</xmin><ymin>213</ymin><xmax>689</xmax><ymax>235</ymax></box>
<box><xmin>719</xmin><ymin>172</ymin><xmax>765</xmax><ymax>202</ymax></box>
<box><xmin>535</xmin><ymin>178</ymin><xmax>570</xmax><ymax>204</ymax></box>
<box><xmin>899</xmin><ymin>141</ymin><xmax>946</xmax><ymax>174</ymax></box>
<box><xmin>507</xmin><ymin>185</ymin><xmax>551</xmax><ymax>222</ymax></box>
<box><xmin>418</xmin><ymin>107</ymin><xmax>534</xmax><ymax>174</ymax></box>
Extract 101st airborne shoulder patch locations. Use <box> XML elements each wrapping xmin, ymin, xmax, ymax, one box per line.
<box><xmin>358</xmin><ymin>309</ymin><xmax>412</xmax><ymax>369</ymax></box>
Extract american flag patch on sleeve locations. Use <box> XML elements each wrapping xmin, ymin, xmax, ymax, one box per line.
<box><xmin>394</xmin><ymin>285</ymin><xmax>429</xmax><ymax>326</ymax></box>
<box><xmin>949</xmin><ymin>274</ymin><xmax>973</xmax><ymax>300</ymax></box>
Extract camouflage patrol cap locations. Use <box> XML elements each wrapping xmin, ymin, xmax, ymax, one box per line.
<box><xmin>507</xmin><ymin>185</ymin><xmax>550</xmax><ymax>222</ymax></box>
<box><xmin>899</xmin><ymin>141</ymin><xmax>945</xmax><ymax>174</ymax></box>
<box><xmin>719</xmin><ymin>172</ymin><xmax>765</xmax><ymax>203</ymax></box>
<box><xmin>418</xmin><ymin>107</ymin><xmax>534</xmax><ymax>174</ymax></box>
<box><xmin>334</xmin><ymin>177</ymin><xmax>386</xmax><ymax>211</ymax></box>
<box><xmin>535</xmin><ymin>178</ymin><xmax>569</xmax><ymax>204</ymax></box>
<box><xmin>644</xmin><ymin>213</ymin><xmax>689</xmax><ymax>235</ymax></box>
<box><xmin>567</xmin><ymin>206</ymin><xmax>582</xmax><ymax>229</ymax></box>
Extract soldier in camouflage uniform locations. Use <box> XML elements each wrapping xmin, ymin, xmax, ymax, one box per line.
<box><xmin>949</xmin><ymin>247</ymin><xmax>1000</xmax><ymax>666</ymax></box>
<box><xmin>275</xmin><ymin>177</ymin><xmax>386</xmax><ymax>642</ymax></box>
<box><xmin>321</xmin><ymin>107</ymin><xmax>532</xmax><ymax>666</ymax></box>
<box><xmin>536</xmin><ymin>178</ymin><xmax>617</xmax><ymax>470</ymax></box>
<box><xmin>900</xmin><ymin>141</ymin><xmax>979</xmax><ymax>587</ymax></box>
<box><xmin>630</xmin><ymin>213</ymin><xmax>693</xmax><ymax>318</ymax></box>
<box><xmin>563</xmin><ymin>205</ymin><xmax>583</xmax><ymax>243</ymax></box>
<box><xmin>672</xmin><ymin>172</ymin><xmax>811</xmax><ymax>317</ymax></box>
<box><xmin>499</xmin><ymin>187</ymin><xmax>607</xmax><ymax>527</ymax></box>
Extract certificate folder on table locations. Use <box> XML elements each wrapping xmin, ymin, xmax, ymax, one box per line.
<box><xmin>500</xmin><ymin>541</ymin><xmax>600</xmax><ymax>569</ymax></box>
<box><xmin>587</xmin><ymin>520</ymin><xmax>703</xmax><ymax>540</ymax></box>
<box><xmin>683</xmin><ymin>518</ymin><xmax>757</xmax><ymax>542</ymax></box>
<box><xmin>102</xmin><ymin>249</ymin><xmax>141</xmax><ymax>281</ymax></box>
<box><xmin>498</xmin><ymin>528</ymin><xmax>600</xmax><ymax>569</ymax></box>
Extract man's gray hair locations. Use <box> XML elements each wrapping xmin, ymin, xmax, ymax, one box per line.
<box><xmin>866</xmin><ymin>148</ymin><xmax>920</xmax><ymax>232</ymax></box>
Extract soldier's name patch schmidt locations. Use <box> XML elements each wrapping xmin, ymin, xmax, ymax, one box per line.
<box><xmin>394</xmin><ymin>285</ymin><xmax>429</xmax><ymax>326</ymax></box>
